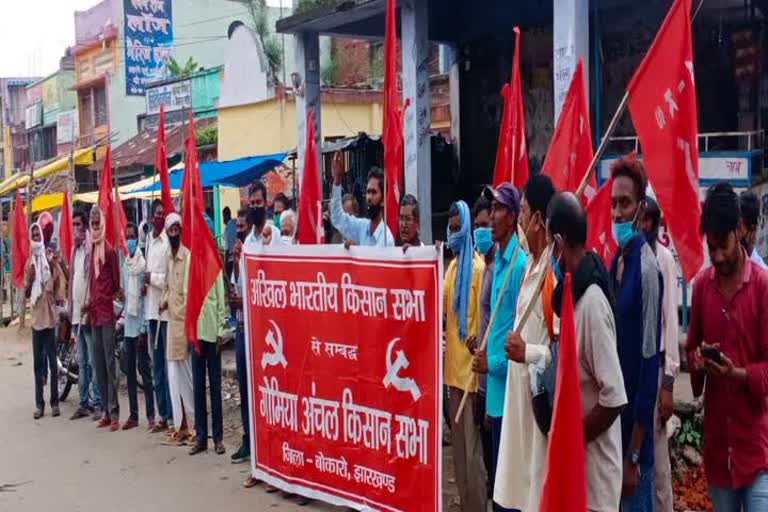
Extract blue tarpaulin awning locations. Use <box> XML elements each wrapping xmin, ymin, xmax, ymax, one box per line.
<box><xmin>127</xmin><ymin>153</ymin><xmax>287</xmax><ymax>193</ymax></box>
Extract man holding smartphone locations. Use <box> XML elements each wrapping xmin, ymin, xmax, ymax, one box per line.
<box><xmin>686</xmin><ymin>182</ymin><xmax>768</xmax><ymax>512</ymax></box>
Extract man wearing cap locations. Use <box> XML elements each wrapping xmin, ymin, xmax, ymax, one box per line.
<box><xmin>472</xmin><ymin>182</ymin><xmax>527</xmax><ymax>511</ymax></box>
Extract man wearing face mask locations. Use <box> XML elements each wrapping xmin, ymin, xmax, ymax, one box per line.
<box><xmin>608</xmin><ymin>156</ymin><xmax>662</xmax><ymax>512</ymax></box>
<box><xmin>330</xmin><ymin>152</ymin><xmax>394</xmax><ymax>247</ymax></box>
<box><xmin>443</xmin><ymin>200</ymin><xmax>488</xmax><ymax>512</ymax></box>
<box><xmin>639</xmin><ymin>197</ymin><xmax>679</xmax><ymax>512</ymax></box>
<box><xmin>279</xmin><ymin>209</ymin><xmax>297</xmax><ymax>245</ymax></box>
<box><xmin>144</xmin><ymin>199</ymin><xmax>173</xmax><ymax>433</ymax></box>
<box><xmin>120</xmin><ymin>222</ymin><xmax>155</xmax><ymax>430</ymax></box>
<box><xmin>472</xmin><ymin>182</ymin><xmax>527</xmax><ymax>512</ymax></box>
<box><xmin>68</xmin><ymin>208</ymin><xmax>103</xmax><ymax>421</ymax></box>
<box><xmin>738</xmin><ymin>190</ymin><xmax>767</xmax><ymax>269</ymax></box>
<box><xmin>494</xmin><ymin>175</ymin><xmax>557</xmax><ymax>512</ymax></box>
<box><xmin>244</xmin><ymin>180</ymin><xmax>280</xmax><ymax>250</ymax></box>
<box><xmin>547</xmin><ymin>192</ymin><xmax>627</xmax><ymax>512</ymax></box>
<box><xmin>272</xmin><ymin>193</ymin><xmax>289</xmax><ymax>230</ymax></box>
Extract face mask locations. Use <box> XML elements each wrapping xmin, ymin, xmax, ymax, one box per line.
<box><xmin>126</xmin><ymin>239</ymin><xmax>138</xmax><ymax>256</ymax></box>
<box><xmin>447</xmin><ymin>231</ymin><xmax>466</xmax><ymax>254</ymax></box>
<box><xmin>474</xmin><ymin>227</ymin><xmax>493</xmax><ymax>255</ymax></box>
<box><xmin>237</xmin><ymin>231</ymin><xmax>247</xmax><ymax>242</ymax></box>
<box><xmin>273</xmin><ymin>214</ymin><xmax>281</xmax><ymax>228</ymax></box>
<box><xmin>280</xmin><ymin>235</ymin><xmax>293</xmax><ymax>245</ymax></box>
<box><xmin>249</xmin><ymin>206</ymin><xmax>266</xmax><ymax>227</ymax></box>
<box><xmin>612</xmin><ymin>206</ymin><xmax>642</xmax><ymax>249</ymax></box>
<box><xmin>366</xmin><ymin>203</ymin><xmax>381</xmax><ymax>220</ymax></box>
<box><xmin>153</xmin><ymin>216</ymin><xmax>165</xmax><ymax>233</ymax></box>
<box><xmin>168</xmin><ymin>234</ymin><xmax>180</xmax><ymax>250</ymax></box>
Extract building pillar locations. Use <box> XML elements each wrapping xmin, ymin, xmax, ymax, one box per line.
<box><xmin>446</xmin><ymin>44</ymin><xmax>461</xmax><ymax>166</ymax></box>
<box><xmin>401</xmin><ymin>0</ymin><xmax>432</xmax><ymax>242</ymax></box>
<box><xmin>294</xmin><ymin>31</ymin><xmax>322</xmax><ymax>186</ymax></box>
<box><xmin>553</xmin><ymin>0</ymin><xmax>590</xmax><ymax>122</ymax></box>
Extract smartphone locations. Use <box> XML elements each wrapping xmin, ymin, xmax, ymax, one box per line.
<box><xmin>700</xmin><ymin>346</ymin><xmax>723</xmax><ymax>364</ymax></box>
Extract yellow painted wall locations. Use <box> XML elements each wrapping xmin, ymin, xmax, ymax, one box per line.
<box><xmin>218</xmin><ymin>97</ymin><xmax>383</xmax><ymax>161</ymax></box>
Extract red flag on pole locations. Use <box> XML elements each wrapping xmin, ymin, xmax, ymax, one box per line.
<box><xmin>184</xmin><ymin>111</ymin><xmax>222</xmax><ymax>354</ymax></box>
<box><xmin>538</xmin><ymin>272</ymin><xmax>587</xmax><ymax>512</ymax></box>
<box><xmin>492</xmin><ymin>27</ymin><xmax>529</xmax><ymax>188</ymax></box>
<box><xmin>382</xmin><ymin>0</ymin><xmax>408</xmax><ymax>238</ymax></box>
<box><xmin>59</xmin><ymin>187</ymin><xmax>73</xmax><ymax>261</ymax></box>
<box><xmin>509</xmin><ymin>27</ymin><xmax>529</xmax><ymax>189</ymax></box>
<box><xmin>181</xmin><ymin>111</ymin><xmax>203</xmax><ymax>249</ymax></box>
<box><xmin>97</xmin><ymin>145</ymin><xmax>127</xmax><ymax>255</ymax></box>
<box><xmin>297</xmin><ymin>109</ymin><xmax>324</xmax><ymax>245</ymax></box>
<box><xmin>586</xmin><ymin>178</ymin><xmax>617</xmax><ymax>268</ymax></box>
<box><xmin>11</xmin><ymin>189</ymin><xmax>29</xmax><ymax>288</ymax></box>
<box><xmin>492</xmin><ymin>83</ymin><xmax>512</xmax><ymax>187</ymax></box>
<box><xmin>627</xmin><ymin>0</ymin><xmax>702</xmax><ymax>281</ymax></box>
<box><xmin>541</xmin><ymin>58</ymin><xmax>596</xmax><ymax>203</ymax></box>
<box><xmin>155</xmin><ymin>103</ymin><xmax>174</xmax><ymax>215</ymax></box>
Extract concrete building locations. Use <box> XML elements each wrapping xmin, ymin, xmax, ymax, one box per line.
<box><xmin>0</xmin><ymin>77</ymin><xmax>40</xmax><ymax>179</ymax></box>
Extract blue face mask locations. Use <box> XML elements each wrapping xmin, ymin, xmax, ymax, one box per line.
<box><xmin>473</xmin><ymin>227</ymin><xmax>493</xmax><ymax>255</ymax></box>
<box><xmin>447</xmin><ymin>231</ymin><xmax>466</xmax><ymax>254</ymax></box>
<box><xmin>550</xmin><ymin>252</ymin><xmax>563</xmax><ymax>282</ymax></box>
<box><xmin>611</xmin><ymin>220</ymin><xmax>637</xmax><ymax>249</ymax></box>
<box><xmin>126</xmin><ymin>239</ymin><xmax>138</xmax><ymax>256</ymax></box>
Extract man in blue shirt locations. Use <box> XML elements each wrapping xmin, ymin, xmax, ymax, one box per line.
<box><xmin>472</xmin><ymin>182</ymin><xmax>526</xmax><ymax>512</ymax></box>
<box><xmin>329</xmin><ymin>152</ymin><xmax>394</xmax><ymax>247</ymax></box>
<box><xmin>739</xmin><ymin>191</ymin><xmax>768</xmax><ymax>269</ymax></box>
<box><xmin>608</xmin><ymin>155</ymin><xmax>662</xmax><ymax>512</ymax></box>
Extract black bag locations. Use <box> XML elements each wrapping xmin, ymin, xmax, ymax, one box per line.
<box><xmin>531</xmin><ymin>336</ymin><xmax>558</xmax><ymax>436</ymax></box>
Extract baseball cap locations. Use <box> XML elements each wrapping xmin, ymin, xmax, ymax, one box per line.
<box><xmin>483</xmin><ymin>183</ymin><xmax>520</xmax><ymax>216</ymax></box>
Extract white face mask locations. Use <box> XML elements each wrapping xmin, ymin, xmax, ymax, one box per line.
<box><xmin>280</xmin><ymin>235</ymin><xmax>294</xmax><ymax>245</ymax></box>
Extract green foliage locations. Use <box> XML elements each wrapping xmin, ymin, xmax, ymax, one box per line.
<box><xmin>295</xmin><ymin>0</ymin><xmax>337</xmax><ymax>16</ymax></box>
<box><xmin>263</xmin><ymin>37</ymin><xmax>283</xmax><ymax>72</ymax></box>
<box><xmin>167</xmin><ymin>56</ymin><xmax>199</xmax><ymax>78</ymax></box>
<box><xmin>676</xmin><ymin>415</ymin><xmax>703</xmax><ymax>450</ymax></box>
<box><xmin>243</xmin><ymin>0</ymin><xmax>282</xmax><ymax>75</ymax></box>
<box><xmin>367</xmin><ymin>45</ymin><xmax>384</xmax><ymax>89</ymax></box>
<box><xmin>195</xmin><ymin>125</ymin><xmax>218</xmax><ymax>147</ymax></box>
<box><xmin>321</xmin><ymin>54</ymin><xmax>338</xmax><ymax>86</ymax></box>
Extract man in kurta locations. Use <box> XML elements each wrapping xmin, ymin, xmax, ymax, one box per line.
<box><xmin>495</xmin><ymin>175</ymin><xmax>557</xmax><ymax>511</ymax></box>
<box><xmin>444</xmin><ymin>200</ymin><xmax>487</xmax><ymax>512</ymax></box>
<box><xmin>160</xmin><ymin>213</ymin><xmax>195</xmax><ymax>443</ymax></box>
<box><xmin>189</xmin><ymin>255</ymin><xmax>228</xmax><ymax>455</ymax></box>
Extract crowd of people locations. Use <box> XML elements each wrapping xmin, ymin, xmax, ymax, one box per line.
<box><xmin>20</xmin><ymin>149</ymin><xmax>768</xmax><ymax>512</ymax></box>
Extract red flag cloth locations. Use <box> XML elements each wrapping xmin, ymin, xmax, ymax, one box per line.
<box><xmin>155</xmin><ymin>103</ymin><xmax>174</xmax><ymax>215</ymax></box>
<box><xmin>181</xmin><ymin>111</ymin><xmax>203</xmax><ymax>249</ymax></box>
<box><xmin>59</xmin><ymin>187</ymin><xmax>73</xmax><ymax>261</ymax></box>
<box><xmin>509</xmin><ymin>27</ymin><xmax>529</xmax><ymax>189</ymax></box>
<box><xmin>492</xmin><ymin>83</ymin><xmax>512</xmax><ymax>187</ymax></box>
<box><xmin>97</xmin><ymin>145</ymin><xmax>127</xmax><ymax>255</ymax></box>
<box><xmin>297</xmin><ymin>109</ymin><xmax>325</xmax><ymax>245</ymax></box>
<box><xmin>538</xmin><ymin>272</ymin><xmax>587</xmax><ymax>512</ymax></box>
<box><xmin>627</xmin><ymin>0</ymin><xmax>702</xmax><ymax>281</ymax></box>
<box><xmin>586</xmin><ymin>178</ymin><xmax>618</xmax><ymax>268</ymax></box>
<box><xmin>381</xmin><ymin>0</ymin><xmax>407</xmax><ymax>239</ymax></box>
<box><xmin>184</xmin><ymin>112</ymin><xmax>222</xmax><ymax>354</ymax></box>
<box><xmin>541</xmin><ymin>58</ymin><xmax>596</xmax><ymax>203</ymax></box>
<box><xmin>11</xmin><ymin>189</ymin><xmax>29</xmax><ymax>288</ymax></box>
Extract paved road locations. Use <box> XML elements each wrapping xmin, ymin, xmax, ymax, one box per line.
<box><xmin>0</xmin><ymin>328</ymin><xmax>337</xmax><ymax>512</ymax></box>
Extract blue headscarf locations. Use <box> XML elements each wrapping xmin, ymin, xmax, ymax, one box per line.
<box><xmin>447</xmin><ymin>200</ymin><xmax>474</xmax><ymax>340</ymax></box>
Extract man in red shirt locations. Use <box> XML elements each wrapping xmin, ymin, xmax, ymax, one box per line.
<box><xmin>84</xmin><ymin>206</ymin><xmax>122</xmax><ymax>432</ymax></box>
<box><xmin>686</xmin><ymin>182</ymin><xmax>768</xmax><ymax>512</ymax></box>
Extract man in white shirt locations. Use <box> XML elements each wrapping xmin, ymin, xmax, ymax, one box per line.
<box><xmin>144</xmin><ymin>199</ymin><xmax>173</xmax><ymax>433</ymax></box>
<box><xmin>329</xmin><ymin>152</ymin><xmax>393</xmax><ymax>247</ymax></box>
<box><xmin>640</xmin><ymin>197</ymin><xmax>680</xmax><ymax>512</ymax></box>
<box><xmin>68</xmin><ymin>208</ymin><xmax>103</xmax><ymax>420</ymax></box>
<box><xmin>547</xmin><ymin>192</ymin><xmax>628</xmax><ymax>512</ymax></box>
<box><xmin>243</xmin><ymin>180</ymin><xmax>280</xmax><ymax>251</ymax></box>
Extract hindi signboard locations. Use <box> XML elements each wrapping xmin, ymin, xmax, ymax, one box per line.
<box><xmin>56</xmin><ymin>109</ymin><xmax>78</xmax><ymax>145</ymax></box>
<box><xmin>145</xmin><ymin>79</ymin><xmax>191</xmax><ymax>116</ymax></box>
<box><xmin>123</xmin><ymin>0</ymin><xmax>173</xmax><ymax>96</ymax></box>
<box><xmin>243</xmin><ymin>245</ymin><xmax>442</xmax><ymax>512</ymax></box>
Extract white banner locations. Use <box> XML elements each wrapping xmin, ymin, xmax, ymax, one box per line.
<box><xmin>56</xmin><ymin>109</ymin><xmax>78</xmax><ymax>144</ymax></box>
<box><xmin>553</xmin><ymin>0</ymin><xmax>589</xmax><ymax>123</ymax></box>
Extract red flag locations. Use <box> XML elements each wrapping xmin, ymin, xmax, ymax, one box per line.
<box><xmin>97</xmin><ymin>145</ymin><xmax>127</xmax><ymax>255</ymax></box>
<box><xmin>541</xmin><ymin>58</ymin><xmax>596</xmax><ymax>203</ymax></box>
<box><xmin>492</xmin><ymin>83</ymin><xmax>512</xmax><ymax>187</ymax></box>
<box><xmin>184</xmin><ymin>110</ymin><xmax>222</xmax><ymax>354</ymax></box>
<box><xmin>59</xmin><ymin>187</ymin><xmax>73</xmax><ymax>261</ymax></box>
<box><xmin>155</xmin><ymin>103</ymin><xmax>174</xmax><ymax>215</ymax></box>
<box><xmin>627</xmin><ymin>0</ymin><xmax>702</xmax><ymax>281</ymax></box>
<box><xmin>11</xmin><ymin>189</ymin><xmax>29</xmax><ymax>288</ymax></box>
<box><xmin>297</xmin><ymin>109</ymin><xmax>324</xmax><ymax>245</ymax></box>
<box><xmin>382</xmin><ymin>0</ymin><xmax>407</xmax><ymax>239</ymax></box>
<box><xmin>538</xmin><ymin>272</ymin><xmax>587</xmax><ymax>512</ymax></box>
<box><xmin>181</xmin><ymin>111</ymin><xmax>203</xmax><ymax>249</ymax></box>
<box><xmin>492</xmin><ymin>27</ymin><xmax>529</xmax><ymax>188</ymax></box>
<box><xmin>586</xmin><ymin>178</ymin><xmax>617</xmax><ymax>268</ymax></box>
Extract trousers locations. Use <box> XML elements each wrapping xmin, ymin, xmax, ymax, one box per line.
<box><xmin>125</xmin><ymin>335</ymin><xmax>155</xmax><ymax>421</ymax></box>
<box><xmin>168</xmin><ymin>355</ymin><xmax>195</xmax><ymax>430</ymax></box>
<box><xmin>75</xmin><ymin>324</ymin><xmax>102</xmax><ymax>411</ymax></box>
<box><xmin>148</xmin><ymin>320</ymin><xmax>171</xmax><ymax>423</ymax></box>
<box><xmin>32</xmin><ymin>328</ymin><xmax>58</xmax><ymax>409</ymax></box>
<box><xmin>191</xmin><ymin>341</ymin><xmax>223</xmax><ymax>445</ymax></box>
<box><xmin>447</xmin><ymin>386</ymin><xmax>488</xmax><ymax>512</ymax></box>
<box><xmin>709</xmin><ymin>472</ymin><xmax>768</xmax><ymax>512</ymax></box>
<box><xmin>92</xmin><ymin>323</ymin><xmax>119</xmax><ymax>420</ymax></box>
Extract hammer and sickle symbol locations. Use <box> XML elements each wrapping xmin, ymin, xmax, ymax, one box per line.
<box><xmin>261</xmin><ymin>320</ymin><xmax>288</xmax><ymax>370</ymax></box>
<box><xmin>382</xmin><ymin>337</ymin><xmax>421</xmax><ymax>401</ymax></box>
